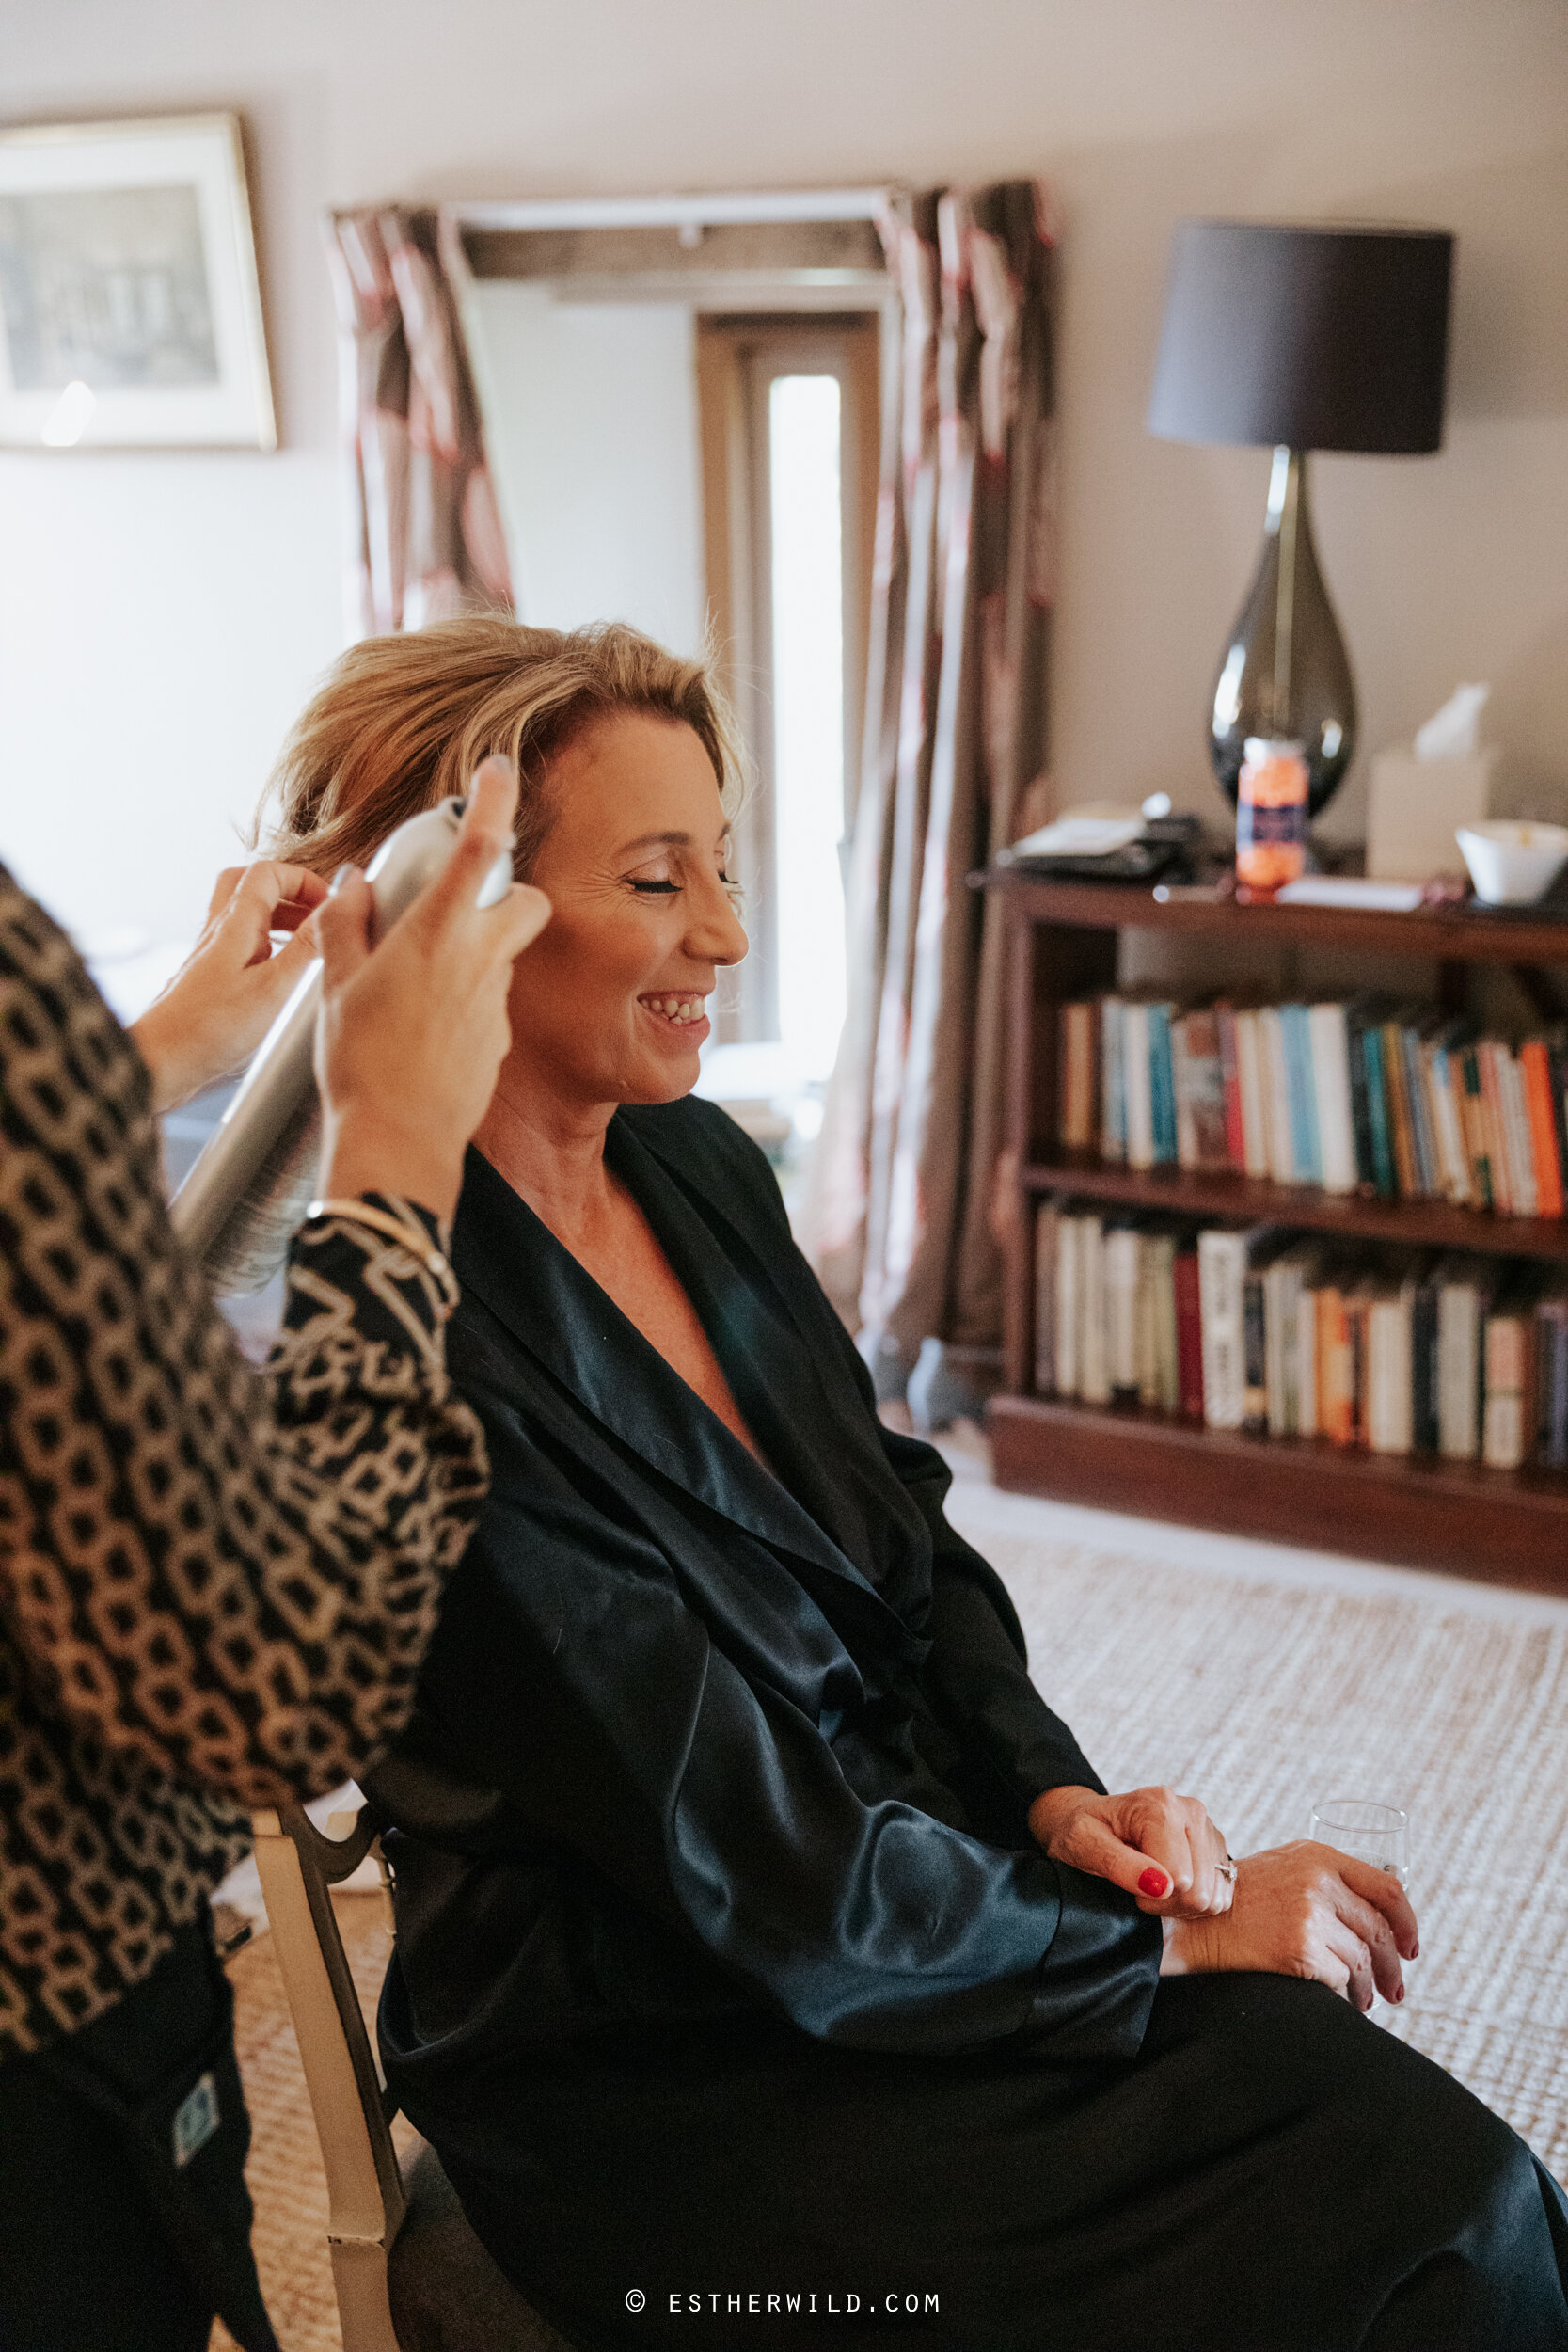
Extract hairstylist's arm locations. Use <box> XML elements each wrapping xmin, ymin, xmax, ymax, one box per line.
<box><xmin>0</xmin><ymin>762</ymin><xmax>546</xmax><ymax>1817</ymax></box>
<box><xmin>312</xmin><ymin>759</ymin><xmax>550</xmax><ymax>1221</ymax></box>
<box><xmin>132</xmin><ymin>859</ymin><xmax>328</xmax><ymax>1111</ymax></box>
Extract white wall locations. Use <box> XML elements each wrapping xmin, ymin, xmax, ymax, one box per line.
<box><xmin>1</xmin><ymin>0</ymin><xmax>1564</xmax><ymax>960</ymax></box>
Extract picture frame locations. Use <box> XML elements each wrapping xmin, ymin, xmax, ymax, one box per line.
<box><xmin>0</xmin><ymin>113</ymin><xmax>276</xmax><ymax>450</ymax></box>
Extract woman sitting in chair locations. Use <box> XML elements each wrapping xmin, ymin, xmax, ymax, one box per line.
<box><xmin>261</xmin><ymin>616</ymin><xmax>1568</xmax><ymax>2352</ymax></box>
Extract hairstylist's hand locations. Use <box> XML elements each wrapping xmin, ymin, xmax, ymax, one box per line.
<box><xmin>132</xmin><ymin>861</ymin><xmax>329</xmax><ymax>1112</ymax></box>
<box><xmin>1159</xmin><ymin>1842</ymin><xmax>1419</xmax><ymax>2013</ymax></box>
<box><xmin>1028</xmin><ymin>1783</ymin><xmax>1235</xmax><ymax>1919</ymax></box>
<box><xmin>313</xmin><ymin>757</ymin><xmax>550</xmax><ymax>1222</ymax></box>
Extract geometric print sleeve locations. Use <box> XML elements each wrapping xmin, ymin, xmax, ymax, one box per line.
<box><xmin>0</xmin><ymin>864</ymin><xmax>490</xmax><ymax>2051</ymax></box>
<box><xmin>0</xmin><ymin>863</ymin><xmax>489</xmax><ymax>1807</ymax></box>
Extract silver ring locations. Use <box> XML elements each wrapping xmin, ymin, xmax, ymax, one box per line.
<box><xmin>1216</xmin><ymin>1854</ymin><xmax>1238</xmax><ymax>1885</ymax></box>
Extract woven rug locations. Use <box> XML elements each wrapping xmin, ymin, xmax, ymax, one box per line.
<box><xmin>215</xmin><ymin>1489</ymin><xmax>1568</xmax><ymax>2347</ymax></box>
<box><xmin>944</xmin><ymin>1479</ymin><xmax>1568</xmax><ymax>2185</ymax></box>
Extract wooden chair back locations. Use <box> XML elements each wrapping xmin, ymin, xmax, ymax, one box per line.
<box><xmin>250</xmin><ymin>1802</ymin><xmax>570</xmax><ymax>2352</ymax></box>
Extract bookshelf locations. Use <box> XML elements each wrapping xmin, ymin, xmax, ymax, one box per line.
<box><xmin>987</xmin><ymin>873</ymin><xmax>1568</xmax><ymax>1591</ymax></box>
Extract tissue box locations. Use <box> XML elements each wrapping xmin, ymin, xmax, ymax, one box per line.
<box><xmin>1366</xmin><ymin>748</ymin><xmax>1500</xmax><ymax>882</ymax></box>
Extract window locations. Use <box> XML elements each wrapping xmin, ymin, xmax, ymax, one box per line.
<box><xmin>769</xmin><ymin>373</ymin><xmax>847</xmax><ymax>1078</ymax></box>
<box><xmin>697</xmin><ymin>315</ymin><xmax>880</xmax><ymax>1073</ymax></box>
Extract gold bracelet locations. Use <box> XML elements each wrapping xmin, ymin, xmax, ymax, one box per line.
<box><xmin>303</xmin><ymin>1197</ymin><xmax>460</xmax><ymax>1312</ymax></box>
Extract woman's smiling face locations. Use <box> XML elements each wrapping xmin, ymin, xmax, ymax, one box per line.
<box><xmin>499</xmin><ymin>710</ymin><xmax>749</xmax><ymax>1113</ymax></box>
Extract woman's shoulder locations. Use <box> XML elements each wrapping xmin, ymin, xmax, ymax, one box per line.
<box><xmin>616</xmin><ymin>1095</ymin><xmax>791</xmax><ymax>1230</ymax></box>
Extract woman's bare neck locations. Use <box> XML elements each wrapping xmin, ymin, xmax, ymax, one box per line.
<box><xmin>473</xmin><ymin>1056</ymin><xmax>767</xmax><ymax>1464</ymax></box>
<box><xmin>471</xmin><ymin>1064</ymin><xmax>620</xmax><ymax>1251</ymax></box>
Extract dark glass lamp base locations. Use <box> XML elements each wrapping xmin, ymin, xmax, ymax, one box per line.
<box><xmin>1209</xmin><ymin>447</ymin><xmax>1357</xmax><ymax>820</ymax></box>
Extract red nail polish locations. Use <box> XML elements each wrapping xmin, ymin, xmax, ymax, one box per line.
<box><xmin>1411</xmin><ymin>1943</ymin><xmax>1419</xmax><ymax>1960</ymax></box>
<box><xmin>1138</xmin><ymin>1867</ymin><xmax>1168</xmax><ymax>1899</ymax></box>
<box><xmin>1394</xmin><ymin>1985</ymin><xmax>1404</xmax><ymax>2002</ymax></box>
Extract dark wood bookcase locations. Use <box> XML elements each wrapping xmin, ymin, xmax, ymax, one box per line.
<box><xmin>986</xmin><ymin>873</ymin><xmax>1568</xmax><ymax>1592</ymax></box>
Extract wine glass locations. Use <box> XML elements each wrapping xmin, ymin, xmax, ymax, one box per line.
<box><xmin>1308</xmin><ymin>1799</ymin><xmax>1410</xmax><ymax>1885</ymax></box>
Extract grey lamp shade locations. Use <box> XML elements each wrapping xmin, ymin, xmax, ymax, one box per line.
<box><xmin>1148</xmin><ymin>220</ymin><xmax>1453</xmax><ymax>453</ymax></box>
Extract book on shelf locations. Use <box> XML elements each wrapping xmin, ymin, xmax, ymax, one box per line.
<box><xmin>1262</xmin><ymin>1240</ymin><xmax>1320</xmax><ymax>1438</ymax></box>
<box><xmin>1281</xmin><ymin>1005</ymin><xmax>1322</xmax><ymax>1187</ymax></box>
<box><xmin>1313</xmin><ymin>1262</ymin><xmax>1359</xmax><ymax>1446</ymax></box>
<box><xmin>1032</xmin><ymin>1195</ymin><xmax>1568</xmax><ymax>1475</ymax></box>
<box><xmin>1174</xmin><ymin>1241</ymin><xmax>1204</xmax><ymax>1421</ymax></box>
<box><xmin>1522</xmin><ymin>1041</ymin><xmax>1566</xmax><ymax>1219</ymax></box>
<box><xmin>1148</xmin><ymin>1003</ymin><xmax>1178</xmax><ymax>1168</ymax></box>
<box><xmin>1260</xmin><ymin>1007</ymin><xmax>1294</xmax><ymax>1184</ymax></box>
<box><xmin>1436</xmin><ymin>1257</ymin><xmax>1494</xmax><ymax>1461</ymax></box>
<box><xmin>1479</xmin><ymin>1043</ymin><xmax>1511</xmax><ymax>1212</ymax></box>
<box><xmin>1412</xmin><ymin>1259</ymin><xmax>1441</xmax><ymax>1456</ymax></box>
<box><xmin>1079</xmin><ymin>1213</ymin><xmax>1109</xmax><ymax>1404</ymax></box>
<box><xmin>1196</xmin><ymin>1225</ymin><xmax>1278</xmax><ymax>1432</ymax></box>
<box><xmin>1540</xmin><ymin>1292</ymin><xmax>1568</xmax><ymax>1468</ymax></box>
<box><xmin>1172</xmin><ymin>1009</ymin><xmax>1229</xmax><ymax>1173</ymax></box>
<box><xmin>1148</xmin><ymin>1232</ymin><xmax>1180</xmax><ymax>1416</ymax></box>
<box><xmin>1366</xmin><ymin>1265</ymin><xmax>1418</xmax><ymax>1456</ymax></box>
<box><xmin>1381</xmin><ymin>1010</ymin><xmax>1418</xmax><ymax>1200</ymax></box>
<box><xmin>1216</xmin><ymin>1006</ymin><xmax>1245</xmax><ymax>1170</ymax></box>
<box><xmin>1308</xmin><ymin>1003</ymin><xmax>1358</xmax><ymax>1194</ymax></box>
<box><xmin>1058</xmin><ymin>1000</ymin><xmax>1097</xmax><ymax>1151</ymax></box>
<box><xmin>1122</xmin><ymin>1000</ymin><xmax>1162</xmax><ymax>1169</ymax></box>
<box><xmin>1105</xmin><ymin>1222</ymin><xmax>1141</xmax><ymax>1405</ymax></box>
<box><xmin>1053</xmin><ymin>995</ymin><xmax>1568</xmax><ymax>1222</ymax></box>
<box><xmin>1482</xmin><ymin>1279</ymin><xmax>1540</xmax><ymax>1470</ymax></box>
<box><xmin>1360</xmin><ymin>1014</ymin><xmax>1397</xmax><ymax>1199</ymax></box>
<box><xmin>1101</xmin><ymin>1221</ymin><xmax>1180</xmax><ymax>1413</ymax></box>
<box><xmin>1034</xmin><ymin>1196</ymin><xmax>1058</xmax><ymax>1396</ymax></box>
<box><xmin>1100</xmin><ymin>997</ymin><xmax>1126</xmax><ymax>1164</ymax></box>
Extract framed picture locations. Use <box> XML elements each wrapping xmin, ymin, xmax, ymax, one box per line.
<box><xmin>0</xmin><ymin>113</ymin><xmax>276</xmax><ymax>450</ymax></box>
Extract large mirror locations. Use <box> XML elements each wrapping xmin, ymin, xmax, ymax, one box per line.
<box><xmin>449</xmin><ymin>194</ymin><xmax>892</xmax><ymax>1154</ymax></box>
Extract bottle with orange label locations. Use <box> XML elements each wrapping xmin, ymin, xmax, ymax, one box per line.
<box><xmin>1235</xmin><ymin>736</ymin><xmax>1308</xmax><ymax>899</ymax></box>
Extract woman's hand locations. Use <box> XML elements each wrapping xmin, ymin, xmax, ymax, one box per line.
<box><xmin>132</xmin><ymin>861</ymin><xmax>329</xmax><ymax>1111</ymax></box>
<box><xmin>314</xmin><ymin>758</ymin><xmax>551</xmax><ymax>1222</ymax></box>
<box><xmin>1159</xmin><ymin>1842</ymin><xmax>1418</xmax><ymax>2013</ymax></box>
<box><xmin>1027</xmin><ymin>1783</ymin><xmax>1235</xmax><ymax>1919</ymax></box>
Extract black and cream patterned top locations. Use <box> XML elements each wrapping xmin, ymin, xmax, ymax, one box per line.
<box><xmin>0</xmin><ymin>866</ymin><xmax>489</xmax><ymax>2059</ymax></box>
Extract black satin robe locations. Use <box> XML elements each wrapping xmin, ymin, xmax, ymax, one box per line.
<box><xmin>371</xmin><ymin>1103</ymin><xmax>1568</xmax><ymax>2352</ymax></box>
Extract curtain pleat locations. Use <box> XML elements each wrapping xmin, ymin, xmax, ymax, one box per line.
<box><xmin>802</xmin><ymin>181</ymin><xmax>1058</xmax><ymax>1386</ymax></box>
<box><xmin>325</xmin><ymin>209</ymin><xmax>514</xmax><ymax>636</ymax></box>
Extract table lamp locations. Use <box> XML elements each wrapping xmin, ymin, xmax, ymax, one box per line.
<box><xmin>1148</xmin><ymin>219</ymin><xmax>1453</xmax><ymax>818</ymax></box>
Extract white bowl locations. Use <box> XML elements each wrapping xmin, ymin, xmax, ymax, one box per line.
<box><xmin>1455</xmin><ymin>819</ymin><xmax>1568</xmax><ymax>906</ymax></box>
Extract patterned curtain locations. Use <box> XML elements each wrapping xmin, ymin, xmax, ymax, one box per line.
<box><xmin>802</xmin><ymin>181</ymin><xmax>1058</xmax><ymax>1405</ymax></box>
<box><xmin>325</xmin><ymin>209</ymin><xmax>515</xmax><ymax>635</ymax></box>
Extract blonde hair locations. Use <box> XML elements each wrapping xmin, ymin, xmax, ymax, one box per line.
<box><xmin>255</xmin><ymin>615</ymin><xmax>746</xmax><ymax>881</ymax></box>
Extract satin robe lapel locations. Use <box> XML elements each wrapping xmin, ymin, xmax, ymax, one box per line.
<box><xmin>612</xmin><ymin>1112</ymin><xmax>937</xmax><ymax>1621</ymax></box>
<box><xmin>622</xmin><ymin>1108</ymin><xmax>877</xmax><ymax>1438</ymax></box>
<box><xmin>451</xmin><ymin>1148</ymin><xmax>917</xmax><ymax>1656</ymax></box>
